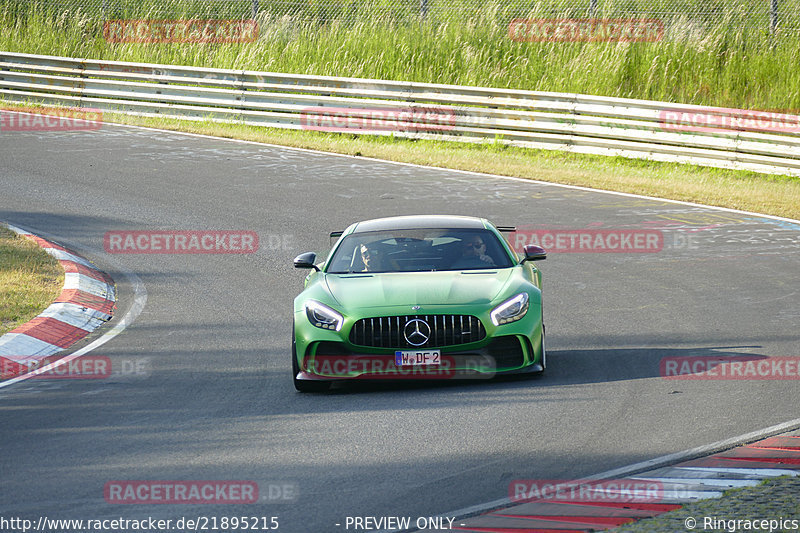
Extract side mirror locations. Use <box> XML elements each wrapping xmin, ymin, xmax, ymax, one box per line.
<box><xmin>294</xmin><ymin>252</ymin><xmax>319</xmax><ymax>271</ymax></box>
<box><xmin>522</xmin><ymin>244</ymin><xmax>546</xmax><ymax>262</ymax></box>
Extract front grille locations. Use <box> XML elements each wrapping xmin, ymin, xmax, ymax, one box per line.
<box><xmin>349</xmin><ymin>315</ymin><xmax>486</xmax><ymax>349</ymax></box>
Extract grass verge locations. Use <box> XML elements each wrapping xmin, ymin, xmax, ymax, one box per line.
<box><xmin>0</xmin><ymin>226</ymin><xmax>64</xmax><ymax>336</ymax></box>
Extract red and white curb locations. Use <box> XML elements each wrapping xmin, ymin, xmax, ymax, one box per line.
<box><xmin>450</xmin><ymin>436</ymin><xmax>800</xmax><ymax>532</ymax></box>
<box><xmin>0</xmin><ymin>223</ymin><xmax>115</xmax><ymax>373</ymax></box>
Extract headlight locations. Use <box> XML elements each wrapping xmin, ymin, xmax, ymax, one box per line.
<box><xmin>305</xmin><ymin>300</ymin><xmax>343</xmax><ymax>331</ymax></box>
<box><xmin>490</xmin><ymin>293</ymin><xmax>529</xmax><ymax>326</ymax></box>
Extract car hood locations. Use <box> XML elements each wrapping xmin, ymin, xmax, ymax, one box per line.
<box><xmin>324</xmin><ymin>270</ymin><xmax>513</xmax><ymax>310</ymax></box>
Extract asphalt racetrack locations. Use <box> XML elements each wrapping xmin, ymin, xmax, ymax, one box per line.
<box><xmin>1</xmin><ymin>114</ymin><xmax>799</xmax><ymax>532</ymax></box>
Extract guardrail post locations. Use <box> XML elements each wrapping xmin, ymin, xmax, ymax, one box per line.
<box><xmin>252</xmin><ymin>0</ymin><xmax>259</xmax><ymax>19</ymax></box>
<box><xmin>770</xmin><ymin>0</ymin><xmax>778</xmax><ymax>32</ymax></box>
<box><xmin>590</xmin><ymin>0</ymin><xmax>598</xmax><ymax>16</ymax></box>
<box><xmin>420</xmin><ymin>0</ymin><xmax>428</xmax><ymax>19</ymax></box>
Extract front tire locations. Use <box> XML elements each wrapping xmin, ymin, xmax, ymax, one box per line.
<box><xmin>536</xmin><ymin>324</ymin><xmax>546</xmax><ymax>374</ymax></box>
<box><xmin>292</xmin><ymin>323</ymin><xmax>331</xmax><ymax>392</ymax></box>
<box><xmin>541</xmin><ymin>326</ymin><xmax>546</xmax><ymax>370</ymax></box>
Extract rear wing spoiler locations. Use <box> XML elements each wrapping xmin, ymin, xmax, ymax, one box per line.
<box><xmin>329</xmin><ymin>227</ymin><xmax>516</xmax><ymax>245</ymax></box>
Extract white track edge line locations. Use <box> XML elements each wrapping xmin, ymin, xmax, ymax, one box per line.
<box><xmin>677</xmin><ymin>466</ymin><xmax>800</xmax><ymax>477</ymax></box>
<box><xmin>102</xmin><ymin>121</ymin><xmax>800</xmax><ymax>225</ymax></box>
<box><xmin>629</xmin><ymin>477</ymin><xmax>761</xmax><ymax>487</ymax></box>
<box><xmin>0</xmin><ymin>223</ymin><xmax>147</xmax><ymax>390</ymax></box>
<box><xmin>3</xmin><ymin>109</ymin><xmax>800</xmax><ymax>226</ymax></box>
<box><xmin>383</xmin><ymin>417</ymin><xmax>800</xmax><ymax>533</ymax></box>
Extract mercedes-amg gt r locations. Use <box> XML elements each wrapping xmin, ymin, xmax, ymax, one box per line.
<box><xmin>292</xmin><ymin>215</ymin><xmax>546</xmax><ymax>392</ymax></box>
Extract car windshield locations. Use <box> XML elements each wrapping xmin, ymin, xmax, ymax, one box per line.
<box><xmin>326</xmin><ymin>228</ymin><xmax>514</xmax><ymax>273</ymax></box>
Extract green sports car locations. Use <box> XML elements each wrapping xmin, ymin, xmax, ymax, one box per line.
<box><xmin>292</xmin><ymin>215</ymin><xmax>547</xmax><ymax>392</ymax></box>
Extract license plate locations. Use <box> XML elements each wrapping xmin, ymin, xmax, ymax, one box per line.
<box><xmin>395</xmin><ymin>350</ymin><xmax>441</xmax><ymax>366</ymax></box>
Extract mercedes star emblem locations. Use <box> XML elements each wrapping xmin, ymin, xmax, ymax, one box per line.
<box><xmin>403</xmin><ymin>318</ymin><xmax>431</xmax><ymax>346</ymax></box>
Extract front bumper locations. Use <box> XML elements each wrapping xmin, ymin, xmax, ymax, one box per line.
<box><xmin>294</xmin><ymin>297</ymin><xmax>544</xmax><ymax>382</ymax></box>
<box><xmin>294</xmin><ymin>330</ymin><xmax>542</xmax><ymax>382</ymax></box>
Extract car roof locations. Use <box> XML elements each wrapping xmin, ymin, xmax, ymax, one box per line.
<box><xmin>350</xmin><ymin>215</ymin><xmax>488</xmax><ymax>233</ymax></box>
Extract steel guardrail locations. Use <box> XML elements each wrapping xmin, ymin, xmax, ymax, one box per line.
<box><xmin>2</xmin><ymin>51</ymin><xmax>799</xmax><ymax>176</ymax></box>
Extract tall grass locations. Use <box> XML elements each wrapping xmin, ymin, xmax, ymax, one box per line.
<box><xmin>1</xmin><ymin>1</ymin><xmax>799</xmax><ymax>110</ymax></box>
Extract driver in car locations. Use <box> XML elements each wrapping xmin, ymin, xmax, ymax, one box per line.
<box><xmin>360</xmin><ymin>243</ymin><xmax>381</xmax><ymax>272</ymax></box>
<box><xmin>451</xmin><ymin>235</ymin><xmax>496</xmax><ymax>269</ymax></box>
